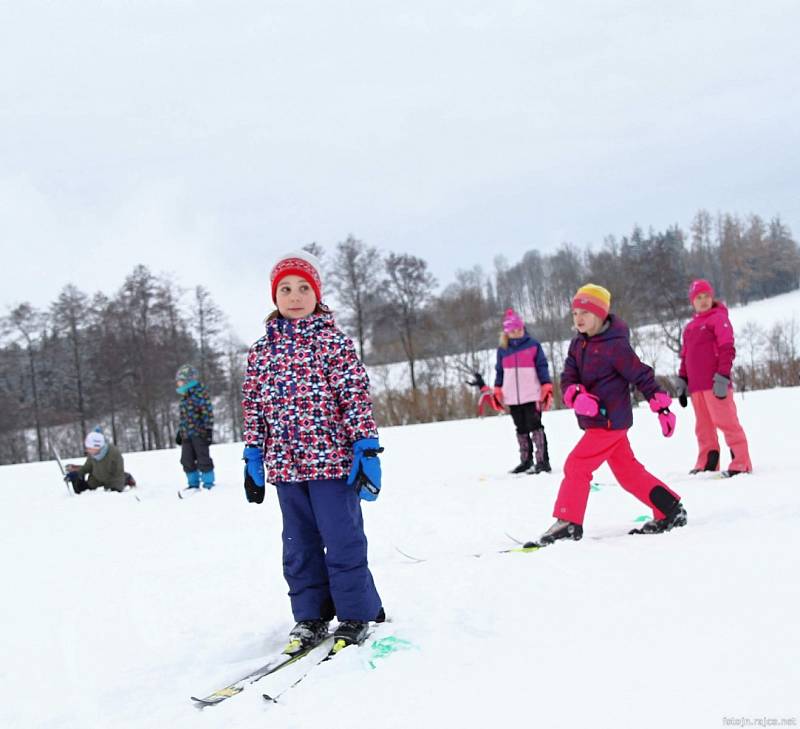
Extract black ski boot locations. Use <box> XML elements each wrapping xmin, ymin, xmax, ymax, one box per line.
<box><xmin>524</xmin><ymin>519</ymin><xmax>583</xmax><ymax>548</ymax></box>
<box><xmin>528</xmin><ymin>461</ymin><xmax>552</xmax><ymax>474</ymax></box>
<box><xmin>331</xmin><ymin>621</ymin><xmax>370</xmax><ymax>654</ymax></box>
<box><xmin>283</xmin><ymin>619</ymin><xmax>330</xmax><ymax>655</ymax></box>
<box><xmin>511</xmin><ymin>459</ymin><xmax>533</xmax><ymax>474</ymax></box>
<box><xmin>721</xmin><ymin>469</ymin><xmax>745</xmax><ymax>478</ymax></box>
<box><xmin>630</xmin><ymin>502</ymin><xmax>687</xmax><ymax>535</ymax></box>
<box><xmin>511</xmin><ymin>432</ymin><xmax>533</xmax><ymax>473</ymax></box>
<box><xmin>689</xmin><ymin>449</ymin><xmax>719</xmax><ymax>475</ymax></box>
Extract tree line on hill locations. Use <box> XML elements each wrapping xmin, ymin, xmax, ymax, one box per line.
<box><xmin>2</xmin><ymin>209</ymin><xmax>799</xmax><ymax>464</ymax></box>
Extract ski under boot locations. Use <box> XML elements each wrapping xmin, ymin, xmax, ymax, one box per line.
<box><xmin>283</xmin><ymin>619</ymin><xmax>330</xmax><ymax>655</ymax></box>
<box><xmin>524</xmin><ymin>519</ymin><xmax>583</xmax><ymax>548</ymax></box>
<box><xmin>331</xmin><ymin>621</ymin><xmax>370</xmax><ymax>654</ymax></box>
<box><xmin>629</xmin><ymin>502</ymin><xmax>687</xmax><ymax>535</ymax></box>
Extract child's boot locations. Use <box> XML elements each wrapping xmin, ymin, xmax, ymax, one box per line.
<box><xmin>511</xmin><ymin>433</ymin><xmax>533</xmax><ymax>473</ymax></box>
<box><xmin>283</xmin><ymin>619</ymin><xmax>330</xmax><ymax>655</ymax></box>
<box><xmin>525</xmin><ymin>519</ymin><xmax>583</xmax><ymax>547</ymax></box>
<box><xmin>186</xmin><ymin>471</ymin><xmax>200</xmax><ymax>489</ymax></box>
<box><xmin>200</xmin><ymin>470</ymin><xmax>215</xmax><ymax>489</ymax></box>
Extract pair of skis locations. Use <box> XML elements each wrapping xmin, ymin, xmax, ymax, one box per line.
<box><xmin>191</xmin><ymin>631</ymin><xmax>370</xmax><ymax>708</ymax></box>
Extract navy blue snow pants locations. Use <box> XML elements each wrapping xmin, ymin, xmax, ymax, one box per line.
<box><xmin>276</xmin><ymin>478</ymin><xmax>382</xmax><ymax>623</ymax></box>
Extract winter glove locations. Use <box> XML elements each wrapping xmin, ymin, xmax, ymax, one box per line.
<box><xmin>649</xmin><ymin>392</ymin><xmax>676</xmax><ymax>438</ymax></box>
<box><xmin>493</xmin><ymin>386</ymin><xmax>504</xmax><ymax>407</ymax></box>
<box><xmin>713</xmin><ymin>373</ymin><xmax>730</xmax><ymax>399</ymax></box>
<box><xmin>675</xmin><ymin>377</ymin><xmax>688</xmax><ymax>408</ymax></box>
<box><xmin>347</xmin><ymin>438</ymin><xmax>384</xmax><ymax>501</ymax></box>
<box><xmin>175</xmin><ymin>431</ymin><xmax>182</xmax><ymax>446</ymax></box>
<box><xmin>467</xmin><ymin>372</ymin><xmax>486</xmax><ymax>389</ymax></box>
<box><xmin>539</xmin><ymin>383</ymin><xmax>554</xmax><ymax>412</ymax></box>
<box><xmin>563</xmin><ymin>384</ymin><xmax>600</xmax><ymax>417</ymax></box>
<box><xmin>242</xmin><ymin>446</ymin><xmax>265</xmax><ymax>503</ymax></box>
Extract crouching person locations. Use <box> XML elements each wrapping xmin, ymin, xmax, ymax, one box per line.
<box><xmin>65</xmin><ymin>430</ymin><xmax>135</xmax><ymax>494</ymax></box>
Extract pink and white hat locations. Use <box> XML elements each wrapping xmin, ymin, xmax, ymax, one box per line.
<box><xmin>502</xmin><ymin>308</ymin><xmax>524</xmax><ymax>333</ymax></box>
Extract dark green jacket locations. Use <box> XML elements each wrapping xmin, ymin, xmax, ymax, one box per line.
<box><xmin>78</xmin><ymin>444</ymin><xmax>126</xmax><ymax>491</ymax></box>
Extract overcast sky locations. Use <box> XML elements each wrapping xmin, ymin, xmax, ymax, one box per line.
<box><xmin>2</xmin><ymin>0</ymin><xmax>799</xmax><ymax>344</ymax></box>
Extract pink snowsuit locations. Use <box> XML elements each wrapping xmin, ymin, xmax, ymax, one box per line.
<box><xmin>679</xmin><ymin>303</ymin><xmax>752</xmax><ymax>473</ymax></box>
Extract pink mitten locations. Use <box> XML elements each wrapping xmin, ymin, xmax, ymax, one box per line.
<box><xmin>657</xmin><ymin>410</ymin><xmax>676</xmax><ymax>437</ymax></box>
<box><xmin>650</xmin><ymin>392</ymin><xmax>676</xmax><ymax>437</ymax></box>
<box><xmin>574</xmin><ymin>392</ymin><xmax>600</xmax><ymax>417</ymax></box>
<box><xmin>649</xmin><ymin>392</ymin><xmax>672</xmax><ymax>412</ymax></box>
<box><xmin>563</xmin><ymin>384</ymin><xmax>580</xmax><ymax>408</ymax></box>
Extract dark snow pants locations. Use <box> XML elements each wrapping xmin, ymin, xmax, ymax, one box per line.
<box><xmin>180</xmin><ymin>435</ymin><xmax>214</xmax><ymax>473</ymax></box>
<box><xmin>276</xmin><ymin>478</ymin><xmax>382</xmax><ymax>623</ymax></box>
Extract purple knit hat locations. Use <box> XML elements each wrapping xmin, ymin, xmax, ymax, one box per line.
<box><xmin>502</xmin><ymin>308</ymin><xmax>524</xmax><ymax>333</ymax></box>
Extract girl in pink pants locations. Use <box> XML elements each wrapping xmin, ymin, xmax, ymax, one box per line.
<box><xmin>526</xmin><ymin>284</ymin><xmax>686</xmax><ymax>547</ymax></box>
<box><xmin>677</xmin><ymin>279</ymin><xmax>752</xmax><ymax>477</ymax></box>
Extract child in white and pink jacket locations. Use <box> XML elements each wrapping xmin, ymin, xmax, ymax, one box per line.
<box><xmin>494</xmin><ymin>308</ymin><xmax>554</xmax><ymax>474</ymax></box>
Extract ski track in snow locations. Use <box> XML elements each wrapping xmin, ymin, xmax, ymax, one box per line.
<box><xmin>1</xmin><ymin>387</ymin><xmax>798</xmax><ymax>728</ymax></box>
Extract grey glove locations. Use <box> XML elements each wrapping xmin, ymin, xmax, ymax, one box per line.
<box><xmin>712</xmin><ymin>373</ymin><xmax>730</xmax><ymax>399</ymax></box>
<box><xmin>675</xmin><ymin>377</ymin><xmax>688</xmax><ymax>408</ymax></box>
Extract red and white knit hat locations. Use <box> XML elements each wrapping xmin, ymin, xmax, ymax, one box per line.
<box><xmin>270</xmin><ymin>250</ymin><xmax>323</xmax><ymax>303</ymax></box>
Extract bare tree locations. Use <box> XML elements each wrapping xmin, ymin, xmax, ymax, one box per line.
<box><xmin>5</xmin><ymin>304</ymin><xmax>47</xmax><ymax>460</ymax></box>
<box><xmin>329</xmin><ymin>236</ymin><xmax>381</xmax><ymax>360</ymax></box>
<box><xmin>382</xmin><ymin>253</ymin><xmax>437</xmax><ymax>391</ymax></box>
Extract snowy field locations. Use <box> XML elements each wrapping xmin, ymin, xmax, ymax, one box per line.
<box><xmin>1</xmin><ymin>387</ymin><xmax>798</xmax><ymax>729</ymax></box>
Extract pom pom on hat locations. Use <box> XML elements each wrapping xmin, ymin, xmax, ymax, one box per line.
<box><xmin>502</xmin><ymin>308</ymin><xmax>524</xmax><ymax>333</ymax></box>
<box><xmin>85</xmin><ymin>430</ymin><xmax>106</xmax><ymax>449</ymax></box>
<box><xmin>270</xmin><ymin>250</ymin><xmax>323</xmax><ymax>304</ymax></box>
<box><xmin>572</xmin><ymin>284</ymin><xmax>611</xmax><ymax>320</ymax></box>
<box><xmin>688</xmin><ymin>278</ymin><xmax>714</xmax><ymax>303</ymax></box>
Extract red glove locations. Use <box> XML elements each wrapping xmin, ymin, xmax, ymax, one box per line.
<box><xmin>493</xmin><ymin>386</ymin><xmax>504</xmax><ymax>407</ymax></box>
<box><xmin>539</xmin><ymin>383</ymin><xmax>553</xmax><ymax>411</ymax></box>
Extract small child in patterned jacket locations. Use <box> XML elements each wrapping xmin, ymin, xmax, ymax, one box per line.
<box><xmin>526</xmin><ymin>284</ymin><xmax>687</xmax><ymax>547</ymax></box>
<box><xmin>241</xmin><ymin>250</ymin><xmax>385</xmax><ymax>655</ymax></box>
<box><xmin>175</xmin><ymin>364</ymin><xmax>215</xmax><ymax>489</ymax></box>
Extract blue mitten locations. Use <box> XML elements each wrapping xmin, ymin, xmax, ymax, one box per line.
<box><xmin>242</xmin><ymin>446</ymin><xmax>265</xmax><ymax>503</ymax></box>
<box><xmin>347</xmin><ymin>438</ymin><xmax>384</xmax><ymax>501</ymax></box>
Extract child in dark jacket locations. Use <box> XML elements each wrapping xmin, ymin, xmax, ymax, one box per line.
<box><xmin>175</xmin><ymin>364</ymin><xmax>215</xmax><ymax>489</ymax></box>
<box><xmin>526</xmin><ymin>284</ymin><xmax>686</xmax><ymax>547</ymax></box>
<box><xmin>494</xmin><ymin>309</ymin><xmax>554</xmax><ymax>474</ymax></box>
<box><xmin>677</xmin><ymin>279</ymin><xmax>752</xmax><ymax>477</ymax></box>
<box><xmin>241</xmin><ymin>250</ymin><xmax>384</xmax><ymax>655</ymax></box>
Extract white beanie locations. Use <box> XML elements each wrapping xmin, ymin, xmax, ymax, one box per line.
<box><xmin>85</xmin><ymin>431</ymin><xmax>106</xmax><ymax>449</ymax></box>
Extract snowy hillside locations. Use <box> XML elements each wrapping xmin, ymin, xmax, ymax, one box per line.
<box><xmin>1</xmin><ymin>387</ymin><xmax>798</xmax><ymax>729</ymax></box>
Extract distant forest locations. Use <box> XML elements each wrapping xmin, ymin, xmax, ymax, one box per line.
<box><xmin>2</xmin><ymin>209</ymin><xmax>799</xmax><ymax>464</ymax></box>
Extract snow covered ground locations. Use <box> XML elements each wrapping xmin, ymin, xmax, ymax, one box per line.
<box><xmin>1</xmin><ymin>387</ymin><xmax>798</xmax><ymax>729</ymax></box>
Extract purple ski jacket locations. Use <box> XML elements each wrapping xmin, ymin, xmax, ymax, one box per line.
<box><xmin>561</xmin><ymin>315</ymin><xmax>661</xmax><ymax>430</ymax></box>
<box><xmin>678</xmin><ymin>302</ymin><xmax>735</xmax><ymax>393</ymax></box>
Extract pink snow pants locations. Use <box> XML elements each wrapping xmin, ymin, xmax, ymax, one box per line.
<box><xmin>690</xmin><ymin>390</ymin><xmax>752</xmax><ymax>472</ymax></box>
<box><xmin>553</xmin><ymin>429</ymin><xmax>680</xmax><ymax>525</ymax></box>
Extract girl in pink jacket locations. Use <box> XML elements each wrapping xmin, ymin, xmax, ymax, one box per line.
<box><xmin>678</xmin><ymin>279</ymin><xmax>752</xmax><ymax>477</ymax></box>
<box><xmin>494</xmin><ymin>309</ymin><xmax>554</xmax><ymax>474</ymax></box>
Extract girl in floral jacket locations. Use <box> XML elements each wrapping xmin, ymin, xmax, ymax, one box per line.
<box><xmin>241</xmin><ymin>250</ymin><xmax>384</xmax><ymax>655</ymax></box>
